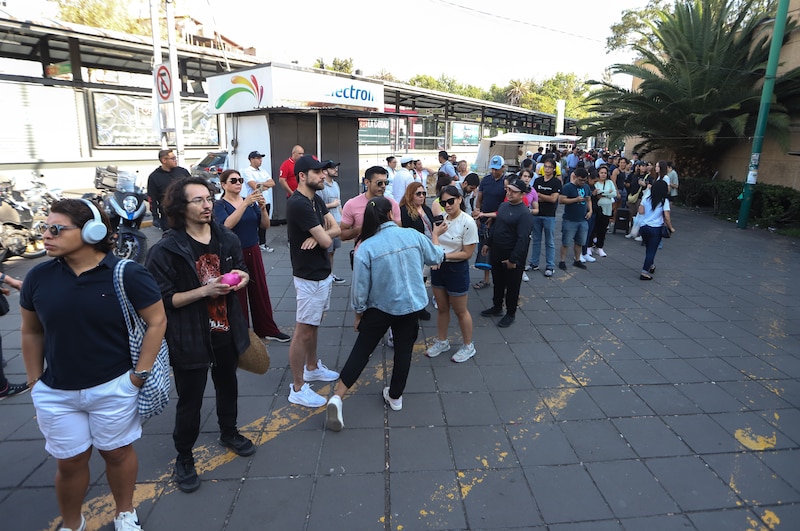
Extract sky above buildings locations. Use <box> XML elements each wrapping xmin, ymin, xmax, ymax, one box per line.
<box><xmin>175</xmin><ymin>0</ymin><xmax>651</xmax><ymax>89</ymax></box>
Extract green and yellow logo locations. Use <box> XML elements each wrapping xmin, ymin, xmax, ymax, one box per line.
<box><xmin>214</xmin><ymin>74</ymin><xmax>264</xmax><ymax>109</ymax></box>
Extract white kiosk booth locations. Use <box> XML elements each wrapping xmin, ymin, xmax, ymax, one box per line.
<box><xmin>207</xmin><ymin>63</ymin><xmax>385</xmax><ymax>221</ymax></box>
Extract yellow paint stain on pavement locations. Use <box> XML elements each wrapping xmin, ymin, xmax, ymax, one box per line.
<box><xmin>734</xmin><ymin>427</ymin><xmax>777</xmax><ymax>451</ymax></box>
<box><xmin>542</xmin><ymin>387</ymin><xmax>579</xmax><ymax>417</ymax></box>
<box><xmin>457</xmin><ymin>470</ymin><xmax>486</xmax><ymax>499</ymax></box>
<box><xmin>747</xmin><ymin>509</ymin><xmax>781</xmax><ymax>530</ymax></box>
<box><xmin>560</xmin><ymin>374</ymin><xmax>587</xmax><ymax>387</ymax></box>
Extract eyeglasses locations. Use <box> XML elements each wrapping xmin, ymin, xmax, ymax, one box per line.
<box><xmin>226</xmin><ymin>178</ymin><xmax>244</xmax><ymax>184</ymax></box>
<box><xmin>415</xmin><ymin>191</ymin><xmax>427</xmax><ymax>197</ymax></box>
<box><xmin>441</xmin><ymin>197</ymin><xmax>458</xmax><ymax>206</ymax></box>
<box><xmin>188</xmin><ymin>197</ymin><xmax>214</xmax><ymax>206</ymax></box>
<box><xmin>41</xmin><ymin>223</ymin><xmax>78</xmax><ymax>237</ymax></box>
<box><xmin>372</xmin><ymin>180</ymin><xmax>388</xmax><ymax>187</ymax></box>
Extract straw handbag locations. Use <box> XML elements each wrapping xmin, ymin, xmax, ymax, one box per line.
<box><xmin>238</xmin><ymin>330</ymin><xmax>270</xmax><ymax>374</ymax></box>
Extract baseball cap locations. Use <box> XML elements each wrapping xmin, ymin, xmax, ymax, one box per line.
<box><xmin>322</xmin><ymin>160</ymin><xmax>341</xmax><ymax>169</ymax></box>
<box><xmin>399</xmin><ymin>156</ymin><xmax>414</xmax><ymax>164</ymax></box>
<box><xmin>294</xmin><ymin>154</ymin><xmax>326</xmax><ymax>176</ymax></box>
<box><xmin>525</xmin><ymin>151</ymin><xmax>533</xmax><ymax>157</ymax></box>
<box><xmin>248</xmin><ymin>151</ymin><xmax>265</xmax><ymax>159</ymax></box>
<box><xmin>489</xmin><ymin>155</ymin><xmax>505</xmax><ymax>170</ymax></box>
<box><xmin>506</xmin><ymin>177</ymin><xmax>528</xmax><ymax>193</ymax></box>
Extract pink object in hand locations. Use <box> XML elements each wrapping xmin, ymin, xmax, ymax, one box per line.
<box><xmin>220</xmin><ymin>273</ymin><xmax>241</xmax><ymax>286</ymax></box>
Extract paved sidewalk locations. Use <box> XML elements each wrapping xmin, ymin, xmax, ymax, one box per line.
<box><xmin>1</xmin><ymin>207</ymin><xmax>798</xmax><ymax>530</ymax></box>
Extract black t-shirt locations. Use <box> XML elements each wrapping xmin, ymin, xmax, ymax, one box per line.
<box><xmin>187</xmin><ymin>234</ymin><xmax>234</xmax><ymax>352</ymax></box>
<box><xmin>20</xmin><ymin>253</ymin><xmax>162</xmax><ymax>390</ymax></box>
<box><xmin>286</xmin><ymin>190</ymin><xmax>331</xmax><ymax>280</ymax></box>
<box><xmin>533</xmin><ymin>176</ymin><xmax>563</xmax><ymax>217</ymax></box>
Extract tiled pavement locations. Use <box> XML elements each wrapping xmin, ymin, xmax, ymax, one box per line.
<box><xmin>1</xmin><ymin>206</ymin><xmax>798</xmax><ymax>530</ymax></box>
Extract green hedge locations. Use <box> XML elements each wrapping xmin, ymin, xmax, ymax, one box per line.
<box><xmin>680</xmin><ymin>177</ymin><xmax>800</xmax><ymax>227</ymax></box>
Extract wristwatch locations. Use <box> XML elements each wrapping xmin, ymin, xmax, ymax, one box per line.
<box><xmin>132</xmin><ymin>369</ymin><xmax>151</xmax><ymax>381</ymax></box>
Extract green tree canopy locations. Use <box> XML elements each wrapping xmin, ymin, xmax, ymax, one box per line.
<box><xmin>581</xmin><ymin>0</ymin><xmax>800</xmax><ymax>172</ymax></box>
<box><xmin>54</xmin><ymin>0</ymin><xmax>151</xmax><ymax>34</ymax></box>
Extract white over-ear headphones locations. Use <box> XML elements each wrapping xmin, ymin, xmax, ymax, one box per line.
<box><xmin>79</xmin><ymin>198</ymin><xmax>109</xmax><ymax>244</ymax></box>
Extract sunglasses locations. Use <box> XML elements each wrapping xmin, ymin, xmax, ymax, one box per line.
<box><xmin>372</xmin><ymin>180</ymin><xmax>388</xmax><ymax>186</ymax></box>
<box><xmin>441</xmin><ymin>197</ymin><xmax>458</xmax><ymax>206</ymax></box>
<box><xmin>41</xmin><ymin>223</ymin><xmax>79</xmax><ymax>237</ymax></box>
<box><xmin>226</xmin><ymin>177</ymin><xmax>244</xmax><ymax>184</ymax></box>
<box><xmin>415</xmin><ymin>191</ymin><xmax>427</xmax><ymax>197</ymax></box>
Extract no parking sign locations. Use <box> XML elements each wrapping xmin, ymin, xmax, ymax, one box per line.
<box><xmin>154</xmin><ymin>63</ymin><xmax>173</xmax><ymax>103</ymax></box>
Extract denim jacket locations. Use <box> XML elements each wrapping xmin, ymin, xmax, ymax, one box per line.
<box><xmin>352</xmin><ymin>222</ymin><xmax>444</xmax><ymax>315</ymax></box>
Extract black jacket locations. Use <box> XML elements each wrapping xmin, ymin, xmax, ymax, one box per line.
<box><xmin>400</xmin><ymin>204</ymin><xmax>435</xmax><ymax>234</ymax></box>
<box><xmin>145</xmin><ymin>223</ymin><xmax>250</xmax><ymax>370</ymax></box>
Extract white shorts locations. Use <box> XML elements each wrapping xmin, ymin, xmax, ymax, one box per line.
<box><xmin>31</xmin><ymin>372</ymin><xmax>142</xmax><ymax>459</ymax></box>
<box><xmin>294</xmin><ymin>275</ymin><xmax>333</xmax><ymax>326</ymax></box>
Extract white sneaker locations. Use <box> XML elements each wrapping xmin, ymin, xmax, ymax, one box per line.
<box><xmin>432</xmin><ymin>296</ymin><xmax>438</xmax><ymax>309</ymax></box>
<box><xmin>634</xmin><ymin>236</ymin><xmax>643</xmax><ymax>242</ymax></box>
<box><xmin>522</xmin><ymin>272</ymin><xmax>529</xmax><ymax>282</ymax></box>
<box><xmin>114</xmin><ymin>510</ymin><xmax>142</xmax><ymax>531</ymax></box>
<box><xmin>326</xmin><ymin>395</ymin><xmax>344</xmax><ymax>431</ymax></box>
<box><xmin>625</xmin><ymin>232</ymin><xmax>633</xmax><ymax>239</ymax></box>
<box><xmin>61</xmin><ymin>514</ymin><xmax>86</xmax><ymax>531</ymax></box>
<box><xmin>385</xmin><ymin>331</ymin><xmax>394</xmax><ymax>348</ymax></box>
<box><xmin>579</xmin><ymin>255</ymin><xmax>586</xmax><ymax>263</ymax></box>
<box><xmin>383</xmin><ymin>386</ymin><xmax>403</xmax><ymax>411</ymax></box>
<box><xmin>582</xmin><ymin>254</ymin><xmax>596</xmax><ymax>263</ymax></box>
<box><xmin>586</xmin><ymin>247</ymin><xmax>593</xmax><ymax>256</ymax></box>
<box><xmin>426</xmin><ymin>339</ymin><xmax>451</xmax><ymax>358</ymax></box>
<box><xmin>259</xmin><ymin>244</ymin><xmax>274</xmax><ymax>253</ymax></box>
<box><xmin>544</xmin><ymin>269</ymin><xmax>554</xmax><ymax>277</ymax></box>
<box><xmin>596</xmin><ymin>248</ymin><xmax>607</xmax><ymax>257</ymax></box>
<box><xmin>288</xmin><ymin>383</ymin><xmax>326</xmax><ymax>407</ymax></box>
<box><xmin>303</xmin><ymin>360</ymin><xmax>339</xmax><ymax>382</ymax></box>
<box><xmin>451</xmin><ymin>343</ymin><xmax>476</xmax><ymax>363</ymax></box>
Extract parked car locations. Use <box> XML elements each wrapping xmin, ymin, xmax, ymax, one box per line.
<box><xmin>191</xmin><ymin>151</ymin><xmax>228</xmax><ymax>196</ymax></box>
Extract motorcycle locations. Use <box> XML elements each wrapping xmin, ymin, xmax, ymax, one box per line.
<box><xmin>21</xmin><ymin>173</ymin><xmax>62</xmax><ymax>217</ymax></box>
<box><xmin>0</xmin><ymin>178</ymin><xmax>47</xmax><ymax>262</ymax></box>
<box><xmin>93</xmin><ymin>166</ymin><xmax>149</xmax><ymax>263</ymax></box>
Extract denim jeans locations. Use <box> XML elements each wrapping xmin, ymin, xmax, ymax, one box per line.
<box><xmin>530</xmin><ymin>216</ymin><xmax>556</xmax><ymax>269</ymax></box>
<box><xmin>640</xmin><ymin>224</ymin><xmax>662</xmax><ymax>273</ymax></box>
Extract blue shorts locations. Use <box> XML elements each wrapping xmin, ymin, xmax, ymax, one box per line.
<box><xmin>561</xmin><ymin>219</ymin><xmax>588</xmax><ymax>246</ymax></box>
<box><xmin>430</xmin><ymin>260</ymin><xmax>470</xmax><ymax>296</ymax></box>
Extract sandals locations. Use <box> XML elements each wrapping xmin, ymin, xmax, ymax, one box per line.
<box><xmin>640</xmin><ymin>274</ymin><xmax>653</xmax><ymax>281</ymax></box>
<box><xmin>473</xmin><ymin>280</ymin><xmax>491</xmax><ymax>290</ymax></box>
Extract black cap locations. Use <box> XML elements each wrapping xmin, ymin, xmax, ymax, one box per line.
<box><xmin>322</xmin><ymin>160</ymin><xmax>341</xmax><ymax>169</ymax></box>
<box><xmin>248</xmin><ymin>151</ymin><xmax>265</xmax><ymax>159</ymax></box>
<box><xmin>506</xmin><ymin>177</ymin><xmax>528</xmax><ymax>193</ymax></box>
<box><xmin>294</xmin><ymin>154</ymin><xmax>326</xmax><ymax>176</ymax></box>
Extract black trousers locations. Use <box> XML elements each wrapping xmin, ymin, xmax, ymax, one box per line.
<box><xmin>339</xmin><ymin>308</ymin><xmax>419</xmax><ymax>400</ymax></box>
<box><xmin>172</xmin><ymin>343</ymin><xmax>239</xmax><ymax>457</ymax></box>
<box><xmin>490</xmin><ymin>249</ymin><xmax>524</xmax><ymax>316</ymax></box>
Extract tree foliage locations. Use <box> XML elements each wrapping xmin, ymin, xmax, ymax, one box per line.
<box><xmin>54</xmin><ymin>0</ymin><xmax>151</xmax><ymax>34</ymax></box>
<box><xmin>313</xmin><ymin>57</ymin><xmax>354</xmax><ymax>74</ymax></box>
<box><xmin>581</xmin><ymin>0</ymin><xmax>800</xmax><ymax>173</ymax></box>
<box><xmin>607</xmin><ymin>0</ymin><xmax>777</xmax><ymax>54</ymax></box>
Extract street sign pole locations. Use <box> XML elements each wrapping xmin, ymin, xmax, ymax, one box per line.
<box><xmin>165</xmin><ymin>0</ymin><xmax>185</xmax><ymax>167</ymax></box>
<box><xmin>737</xmin><ymin>0</ymin><xmax>790</xmax><ymax>229</ymax></box>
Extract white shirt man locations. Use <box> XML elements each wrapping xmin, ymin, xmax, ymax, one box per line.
<box><xmin>392</xmin><ymin>156</ymin><xmax>415</xmax><ymax>203</ymax></box>
<box><xmin>241</xmin><ymin>151</ymin><xmax>274</xmax><ymax>213</ymax></box>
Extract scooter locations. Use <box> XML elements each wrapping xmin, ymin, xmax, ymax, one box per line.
<box><xmin>94</xmin><ymin>166</ymin><xmax>149</xmax><ymax>263</ymax></box>
<box><xmin>0</xmin><ymin>178</ymin><xmax>47</xmax><ymax>262</ymax></box>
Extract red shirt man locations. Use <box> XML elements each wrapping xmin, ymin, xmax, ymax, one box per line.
<box><xmin>279</xmin><ymin>145</ymin><xmax>304</xmax><ymax>198</ymax></box>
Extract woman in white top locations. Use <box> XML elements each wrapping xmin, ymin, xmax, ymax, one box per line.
<box><xmin>592</xmin><ymin>165</ymin><xmax>618</xmax><ymax>257</ymax></box>
<box><xmin>638</xmin><ymin>180</ymin><xmax>675</xmax><ymax>280</ymax></box>
<box><xmin>425</xmin><ymin>185</ymin><xmax>480</xmax><ymax>363</ymax></box>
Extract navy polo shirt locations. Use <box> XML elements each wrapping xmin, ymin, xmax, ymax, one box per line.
<box><xmin>478</xmin><ymin>173</ymin><xmax>506</xmax><ymax>214</ymax></box>
<box><xmin>20</xmin><ymin>253</ymin><xmax>162</xmax><ymax>390</ymax></box>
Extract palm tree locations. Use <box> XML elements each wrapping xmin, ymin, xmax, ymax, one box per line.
<box><xmin>505</xmin><ymin>79</ymin><xmax>530</xmax><ymax>106</ymax></box>
<box><xmin>579</xmin><ymin>0</ymin><xmax>800</xmax><ymax>173</ymax></box>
